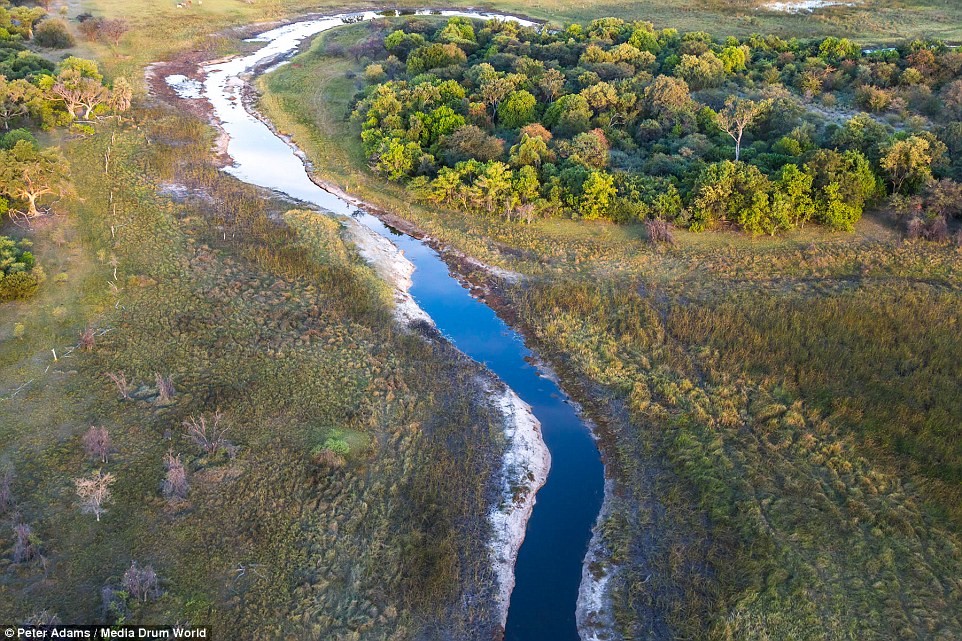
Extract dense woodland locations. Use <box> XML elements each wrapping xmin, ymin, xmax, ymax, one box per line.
<box><xmin>351</xmin><ymin>16</ymin><xmax>962</xmax><ymax>237</ymax></box>
<box><xmin>0</xmin><ymin>0</ymin><xmax>129</xmax><ymax>300</ymax></box>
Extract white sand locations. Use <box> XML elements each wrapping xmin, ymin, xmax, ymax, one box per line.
<box><xmin>487</xmin><ymin>385</ymin><xmax>551</xmax><ymax>627</ymax></box>
<box><xmin>765</xmin><ymin>0</ymin><xmax>857</xmax><ymax>12</ymax></box>
<box><xmin>577</xmin><ymin>478</ymin><xmax>621</xmax><ymax>641</ymax></box>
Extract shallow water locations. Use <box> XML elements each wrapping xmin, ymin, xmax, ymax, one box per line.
<box><xmin>191</xmin><ymin>12</ymin><xmax>604</xmax><ymax>639</ymax></box>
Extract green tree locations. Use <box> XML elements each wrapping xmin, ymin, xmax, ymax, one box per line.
<box><xmin>880</xmin><ymin>135</ymin><xmax>946</xmax><ymax>194</ymax></box>
<box><xmin>805</xmin><ymin>149</ymin><xmax>878</xmax><ymax>230</ymax></box>
<box><xmin>373</xmin><ymin>137</ymin><xmax>421</xmax><ymax>181</ymax></box>
<box><xmin>497</xmin><ymin>90</ymin><xmax>536</xmax><ymax>128</ymax></box>
<box><xmin>544</xmin><ymin>94</ymin><xmax>592</xmax><ymax>136</ymax></box>
<box><xmin>580</xmin><ymin>171</ymin><xmax>616</xmax><ymax>220</ymax></box>
<box><xmin>568</xmin><ymin>129</ymin><xmax>609</xmax><ymax>169</ymax></box>
<box><xmin>0</xmin><ymin>140</ymin><xmax>72</xmax><ymax>218</ymax></box>
<box><xmin>0</xmin><ymin>77</ymin><xmax>43</xmax><ymax>130</ymax></box>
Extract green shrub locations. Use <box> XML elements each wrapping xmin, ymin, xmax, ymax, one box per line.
<box><xmin>1</xmin><ymin>129</ymin><xmax>38</xmax><ymax>150</ymax></box>
<box><xmin>0</xmin><ymin>236</ymin><xmax>43</xmax><ymax>302</ymax></box>
<box><xmin>33</xmin><ymin>19</ymin><xmax>76</xmax><ymax>49</ymax></box>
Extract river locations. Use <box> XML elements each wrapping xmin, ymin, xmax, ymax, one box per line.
<box><xmin>174</xmin><ymin>11</ymin><xmax>606</xmax><ymax>639</ymax></box>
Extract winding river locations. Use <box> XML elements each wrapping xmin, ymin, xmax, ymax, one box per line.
<box><xmin>180</xmin><ymin>11</ymin><xmax>605</xmax><ymax>639</ymax></box>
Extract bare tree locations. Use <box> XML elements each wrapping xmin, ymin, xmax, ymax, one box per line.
<box><xmin>74</xmin><ymin>470</ymin><xmax>115</xmax><ymax>522</ymax></box>
<box><xmin>98</xmin><ymin>18</ymin><xmax>129</xmax><ymax>46</ymax></box>
<box><xmin>22</xmin><ymin>610</ymin><xmax>61</xmax><ymax>627</ymax></box>
<box><xmin>161</xmin><ymin>451</ymin><xmax>188</xmax><ymax>501</ymax></box>
<box><xmin>105</xmin><ymin>371</ymin><xmax>131</xmax><ymax>399</ymax></box>
<box><xmin>155</xmin><ymin>373</ymin><xmax>175</xmax><ymax>403</ymax></box>
<box><xmin>0</xmin><ymin>468</ymin><xmax>13</xmax><ymax>513</ymax></box>
<box><xmin>13</xmin><ymin>522</ymin><xmax>40</xmax><ymax>563</ymax></box>
<box><xmin>82</xmin><ymin>426</ymin><xmax>111</xmax><ymax>463</ymax></box>
<box><xmin>645</xmin><ymin>218</ymin><xmax>676</xmax><ymax>245</ymax></box>
<box><xmin>122</xmin><ymin>561</ymin><xmax>160</xmax><ymax>602</ymax></box>
<box><xmin>79</xmin><ymin>327</ymin><xmax>96</xmax><ymax>351</ymax></box>
<box><xmin>183</xmin><ymin>412</ymin><xmax>229</xmax><ymax>455</ymax></box>
<box><xmin>715</xmin><ymin>97</ymin><xmax>770</xmax><ymax>162</ymax></box>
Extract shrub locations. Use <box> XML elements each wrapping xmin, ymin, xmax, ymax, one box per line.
<box><xmin>1</xmin><ymin>129</ymin><xmax>38</xmax><ymax>150</ymax></box>
<box><xmin>33</xmin><ymin>19</ymin><xmax>75</xmax><ymax>49</ymax></box>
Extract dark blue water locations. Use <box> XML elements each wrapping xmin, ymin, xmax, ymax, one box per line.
<box><xmin>355</xmin><ymin>215</ymin><xmax>605</xmax><ymax>641</ymax></box>
<box><xmin>199</xmin><ymin>14</ymin><xmax>606</xmax><ymax>636</ymax></box>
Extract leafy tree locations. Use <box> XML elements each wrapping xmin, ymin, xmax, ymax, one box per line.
<box><xmin>714</xmin><ymin>97</ymin><xmax>771</xmax><ymax>161</ymax></box>
<box><xmin>497</xmin><ymin>90</ymin><xmax>536</xmax><ymax>128</ymax></box>
<box><xmin>580</xmin><ymin>170</ymin><xmax>616</xmax><ymax>220</ymax></box>
<box><xmin>544</xmin><ymin>93</ymin><xmax>592</xmax><ymax>136</ymax></box>
<box><xmin>373</xmin><ymin>137</ymin><xmax>421</xmax><ymax>181</ymax></box>
<box><xmin>537</xmin><ymin>68</ymin><xmax>565</xmax><ymax>103</ymax></box>
<box><xmin>805</xmin><ymin>149</ymin><xmax>878</xmax><ymax>230</ymax></box>
<box><xmin>441</xmin><ymin>125</ymin><xmax>503</xmax><ymax>164</ymax></box>
<box><xmin>0</xmin><ymin>140</ymin><xmax>73</xmax><ymax>218</ymax></box>
<box><xmin>509</xmin><ymin>132</ymin><xmax>554</xmax><ymax>168</ymax></box>
<box><xmin>880</xmin><ymin>134</ymin><xmax>946</xmax><ymax>194</ymax></box>
<box><xmin>568</xmin><ymin>129</ymin><xmax>609</xmax><ymax>169</ymax></box>
<box><xmin>675</xmin><ymin>52</ymin><xmax>726</xmax><ymax>89</ymax></box>
<box><xmin>641</xmin><ymin>75</ymin><xmax>692</xmax><ymax>118</ymax></box>
<box><xmin>406</xmin><ymin>43</ymin><xmax>466</xmax><ymax>75</ymax></box>
<box><xmin>0</xmin><ymin>77</ymin><xmax>43</xmax><ymax>130</ymax></box>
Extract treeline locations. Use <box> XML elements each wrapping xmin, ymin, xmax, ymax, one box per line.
<box><xmin>346</xmin><ymin>16</ymin><xmax>962</xmax><ymax>236</ymax></box>
<box><xmin>0</xmin><ymin>4</ymin><xmax>130</xmax><ymax>301</ymax></box>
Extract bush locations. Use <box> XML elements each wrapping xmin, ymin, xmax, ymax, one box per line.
<box><xmin>1</xmin><ymin>129</ymin><xmax>39</xmax><ymax>151</ymax></box>
<box><xmin>33</xmin><ymin>19</ymin><xmax>76</xmax><ymax>49</ymax></box>
<box><xmin>0</xmin><ymin>236</ymin><xmax>44</xmax><ymax>302</ymax></box>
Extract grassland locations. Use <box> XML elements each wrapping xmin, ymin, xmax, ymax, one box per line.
<box><xmin>0</xmin><ymin>95</ymin><xmax>518</xmax><ymax>636</ymax></box>
<box><xmin>260</xmin><ymin>23</ymin><xmax>962</xmax><ymax>640</ymax></box>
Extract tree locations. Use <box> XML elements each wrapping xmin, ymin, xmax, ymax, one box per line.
<box><xmin>538</xmin><ymin>68</ymin><xmax>564</xmax><ymax>103</ymax></box>
<box><xmin>122</xmin><ymin>562</ymin><xmax>160</xmax><ymax>602</ymax></box>
<box><xmin>441</xmin><ymin>125</ymin><xmax>503</xmax><ymax>164</ymax></box>
<box><xmin>497</xmin><ymin>90</ymin><xmax>536</xmax><ymax>128</ymax></box>
<box><xmin>642</xmin><ymin>75</ymin><xmax>692</xmax><ymax>118</ymax></box>
<box><xmin>0</xmin><ymin>141</ymin><xmax>73</xmax><ymax>218</ymax></box>
<box><xmin>580</xmin><ymin>171</ymin><xmax>616</xmax><ymax>220</ymax></box>
<box><xmin>880</xmin><ymin>135</ymin><xmax>946</xmax><ymax>194</ymax></box>
<box><xmin>183</xmin><ymin>412</ymin><xmax>230</xmax><ymax>456</ymax></box>
<box><xmin>0</xmin><ymin>77</ymin><xmax>43</xmax><ymax>131</ymax></box>
<box><xmin>99</xmin><ymin>18</ymin><xmax>129</xmax><ymax>46</ymax></box>
<box><xmin>675</xmin><ymin>52</ymin><xmax>725</xmax><ymax>89</ymax></box>
<box><xmin>509</xmin><ymin>133</ymin><xmax>554</xmax><ymax>168</ymax></box>
<box><xmin>373</xmin><ymin>137</ymin><xmax>421</xmax><ymax>181</ymax></box>
<box><xmin>474</xmin><ymin>161</ymin><xmax>512</xmax><ymax>213</ymax></box>
<box><xmin>543</xmin><ymin>94</ymin><xmax>592</xmax><ymax>136</ymax></box>
<box><xmin>74</xmin><ymin>470</ymin><xmax>115</xmax><ymax>522</ymax></box>
<box><xmin>715</xmin><ymin>97</ymin><xmax>770</xmax><ymax>161</ymax></box>
<box><xmin>46</xmin><ymin>68</ymin><xmax>108</xmax><ymax>119</ymax></box>
<box><xmin>161</xmin><ymin>451</ymin><xmax>188</xmax><ymax>501</ymax></box>
<box><xmin>82</xmin><ymin>426</ymin><xmax>110</xmax><ymax>463</ymax></box>
<box><xmin>568</xmin><ymin>129</ymin><xmax>609</xmax><ymax>169</ymax></box>
<box><xmin>805</xmin><ymin>149</ymin><xmax>879</xmax><ymax>230</ymax></box>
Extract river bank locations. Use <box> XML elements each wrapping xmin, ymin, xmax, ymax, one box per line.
<box><xmin>150</xmin><ymin>11</ymin><xmax>608</xmax><ymax>638</ymax></box>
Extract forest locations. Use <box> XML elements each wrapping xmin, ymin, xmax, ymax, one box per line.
<box><xmin>351</xmin><ymin>16</ymin><xmax>962</xmax><ymax>237</ymax></box>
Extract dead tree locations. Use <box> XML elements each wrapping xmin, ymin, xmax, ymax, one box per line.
<box><xmin>13</xmin><ymin>522</ymin><xmax>40</xmax><ymax>563</ymax></box>
<box><xmin>161</xmin><ymin>451</ymin><xmax>188</xmax><ymax>500</ymax></box>
<box><xmin>183</xmin><ymin>412</ymin><xmax>229</xmax><ymax>455</ymax></box>
<box><xmin>122</xmin><ymin>561</ymin><xmax>160</xmax><ymax>601</ymax></box>
<box><xmin>155</xmin><ymin>373</ymin><xmax>175</xmax><ymax>403</ymax></box>
<box><xmin>79</xmin><ymin>327</ymin><xmax>96</xmax><ymax>351</ymax></box>
<box><xmin>105</xmin><ymin>371</ymin><xmax>131</xmax><ymax>399</ymax></box>
<box><xmin>82</xmin><ymin>426</ymin><xmax>111</xmax><ymax>463</ymax></box>
<box><xmin>0</xmin><ymin>468</ymin><xmax>13</xmax><ymax>513</ymax></box>
<box><xmin>74</xmin><ymin>470</ymin><xmax>115</xmax><ymax>522</ymax></box>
